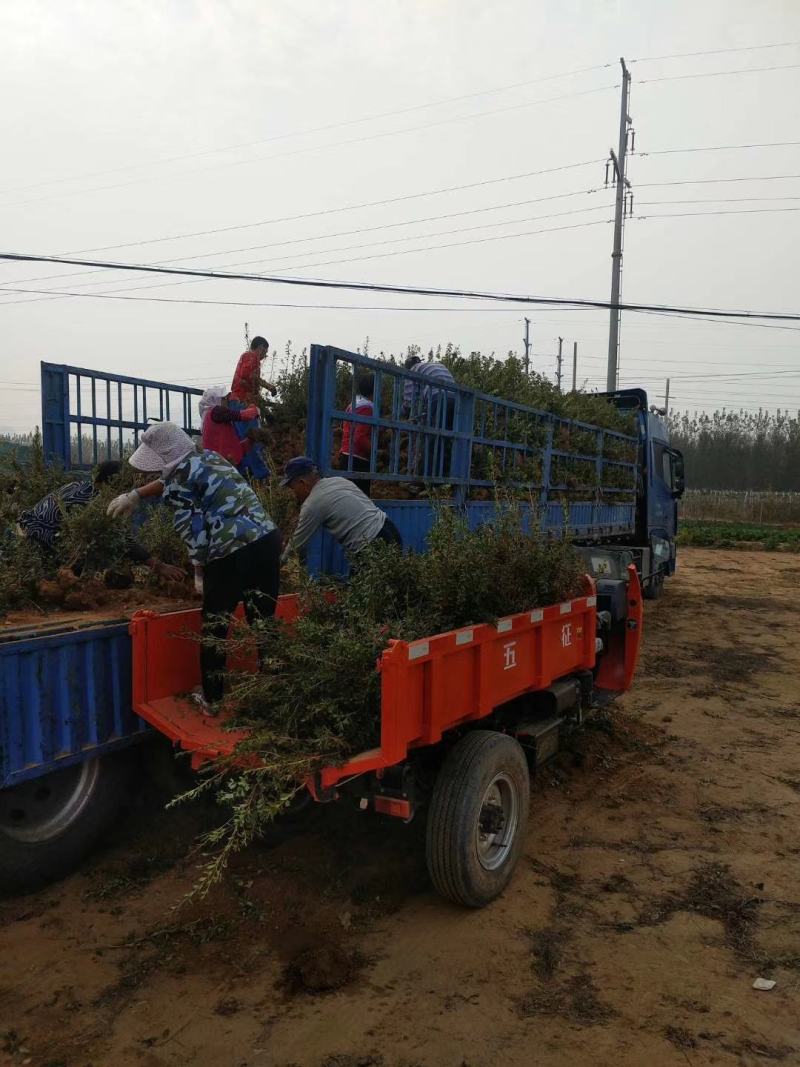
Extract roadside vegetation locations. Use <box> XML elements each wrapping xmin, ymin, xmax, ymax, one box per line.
<box><xmin>678</xmin><ymin>519</ymin><xmax>800</xmax><ymax>552</ymax></box>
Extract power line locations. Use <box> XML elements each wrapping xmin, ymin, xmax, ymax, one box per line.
<box><xmin>0</xmin><ymin>156</ymin><xmax>606</xmax><ymax>278</ymax></box>
<box><xmin>635</xmin><ymin>140</ymin><xmax>800</xmax><ymax>156</ymax></box>
<box><xmin>631</xmin><ymin>42</ymin><xmax>800</xmax><ymax>63</ymax></box>
<box><xmin>3</xmin><ymin>249</ymin><xmax>800</xmax><ymax>324</ymax></box>
<box><xmin>0</xmin><ymin>185</ymin><xmax>609</xmax><ymax>291</ymax></box>
<box><xmin>17</xmin><ymin>197</ymin><xmax>787</xmax><ymax>306</ymax></box>
<box><xmin>638</xmin><ymin>174</ymin><xmax>800</xmax><ymax>189</ymax></box>
<box><xmin>0</xmin><ymin>219</ymin><xmax>616</xmax><ymax>306</ymax></box>
<box><xmin>0</xmin><ymin>63</ymin><xmax>614</xmax><ymax>198</ymax></box>
<box><xmin>2</xmin><ymin>85</ymin><xmax>619</xmax><ymax>210</ymax></box>
<box><xmin>637</xmin><ymin>195</ymin><xmax>800</xmax><ymax>206</ymax></box>
<box><xmin>639</xmin><ymin>61</ymin><xmax>800</xmax><ymax>85</ymax></box>
<box><xmin>635</xmin><ymin>205</ymin><xmax>800</xmax><ymax>220</ymax></box>
<box><xmin>0</xmin><ymin>287</ymin><xmax>539</xmax><ymax>312</ymax></box>
<box><xmin>0</xmin><ymin>202</ymin><xmax>616</xmax><ymax>304</ymax></box>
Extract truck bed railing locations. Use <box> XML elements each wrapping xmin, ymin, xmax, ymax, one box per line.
<box><xmin>41</xmin><ymin>362</ymin><xmax>204</xmax><ymax>469</ymax></box>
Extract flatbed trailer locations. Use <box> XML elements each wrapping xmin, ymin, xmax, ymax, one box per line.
<box><xmin>128</xmin><ymin>567</ymin><xmax>642</xmax><ymax>907</ymax></box>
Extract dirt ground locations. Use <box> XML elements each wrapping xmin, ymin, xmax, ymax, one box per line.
<box><xmin>2</xmin><ymin>547</ymin><xmax>799</xmax><ymax>1067</ymax></box>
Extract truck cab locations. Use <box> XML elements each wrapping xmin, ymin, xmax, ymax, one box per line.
<box><xmin>605</xmin><ymin>388</ymin><xmax>685</xmax><ymax>598</ymax></box>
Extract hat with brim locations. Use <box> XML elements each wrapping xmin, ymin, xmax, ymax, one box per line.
<box><xmin>279</xmin><ymin>455</ymin><xmax>317</xmax><ymax>487</ymax></box>
<box><xmin>128</xmin><ymin>421</ymin><xmax>196</xmax><ymax>476</ymax></box>
<box><xmin>129</xmin><ymin>441</ymin><xmax>167</xmax><ymax>471</ymax></box>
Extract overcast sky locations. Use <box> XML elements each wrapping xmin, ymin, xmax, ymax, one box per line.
<box><xmin>1</xmin><ymin>0</ymin><xmax>799</xmax><ymax>433</ymax></box>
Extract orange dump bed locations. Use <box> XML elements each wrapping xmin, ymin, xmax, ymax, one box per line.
<box><xmin>129</xmin><ymin>579</ymin><xmax>646</xmax><ymax>790</ymax></box>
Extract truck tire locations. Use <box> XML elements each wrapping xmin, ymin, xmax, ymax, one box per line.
<box><xmin>0</xmin><ymin>751</ymin><xmax>133</xmax><ymax>894</ymax></box>
<box><xmin>426</xmin><ymin>731</ymin><xmax>530</xmax><ymax>908</ymax></box>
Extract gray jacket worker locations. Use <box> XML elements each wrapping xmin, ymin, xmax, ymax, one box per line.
<box><xmin>280</xmin><ymin>456</ymin><xmax>401</xmax><ymax>564</ymax></box>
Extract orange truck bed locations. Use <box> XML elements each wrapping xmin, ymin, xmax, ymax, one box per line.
<box><xmin>129</xmin><ymin>570</ymin><xmax>642</xmax><ymax>791</ymax></box>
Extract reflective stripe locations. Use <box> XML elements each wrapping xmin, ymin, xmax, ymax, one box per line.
<box><xmin>560</xmin><ymin>601</ymin><xmax>572</xmax><ymax>615</ymax></box>
<box><xmin>456</xmin><ymin>629</ymin><xmax>474</xmax><ymax>645</ymax></box>
<box><xmin>497</xmin><ymin>619</ymin><xmax>513</xmax><ymax>633</ymax></box>
<box><xmin>409</xmin><ymin>641</ymin><xmax>429</xmax><ymax>660</ymax></box>
<box><xmin>530</xmin><ymin>609</ymin><xmax>544</xmax><ymax>623</ymax></box>
<box><xmin>586</xmin><ymin>595</ymin><xmax>597</xmax><ymax>607</ymax></box>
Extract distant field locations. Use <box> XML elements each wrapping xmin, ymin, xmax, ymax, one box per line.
<box><xmin>678</xmin><ymin>519</ymin><xmax>800</xmax><ymax>551</ymax></box>
<box><xmin>682</xmin><ymin>488</ymin><xmax>800</xmax><ymax>524</ymax></box>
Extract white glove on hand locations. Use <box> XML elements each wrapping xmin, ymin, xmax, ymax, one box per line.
<box><xmin>194</xmin><ymin>568</ymin><xmax>204</xmax><ymax>595</ymax></box>
<box><xmin>106</xmin><ymin>491</ymin><xmax>140</xmax><ymax>519</ymax></box>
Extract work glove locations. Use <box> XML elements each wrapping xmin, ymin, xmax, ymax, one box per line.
<box><xmin>194</xmin><ymin>567</ymin><xmax>204</xmax><ymax>595</ymax></box>
<box><xmin>106</xmin><ymin>490</ymin><xmax>141</xmax><ymax>519</ymax></box>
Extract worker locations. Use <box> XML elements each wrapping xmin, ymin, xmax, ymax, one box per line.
<box><xmin>199</xmin><ymin>385</ymin><xmax>260</xmax><ymax>478</ymax></box>
<box><xmin>118</xmin><ymin>422</ymin><xmax>281</xmax><ymax>708</ymax></box>
<box><xmin>279</xmin><ymin>456</ymin><xmax>401</xmax><ymax>566</ymax></box>
<box><xmin>229</xmin><ymin>336</ymin><xmax>276</xmax><ymax>480</ymax></box>
<box><xmin>339</xmin><ymin>372</ymin><xmax>375</xmax><ymax>496</ymax></box>
<box><xmin>401</xmin><ymin>355</ymin><xmax>457</xmax><ymax>477</ymax></box>
<box><xmin>17</xmin><ymin>460</ymin><xmax>184</xmax><ymax>582</ymax></box>
<box><xmin>230</xmin><ymin>335</ymin><xmax>277</xmax><ymax>405</ymax></box>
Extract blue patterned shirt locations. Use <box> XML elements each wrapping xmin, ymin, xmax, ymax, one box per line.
<box><xmin>162</xmin><ymin>450</ymin><xmax>275</xmax><ymax>566</ymax></box>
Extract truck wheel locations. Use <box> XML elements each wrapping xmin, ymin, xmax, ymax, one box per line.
<box><xmin>426</xmin><ymin>731</ymin><xmax>530</xmax><ymax>908</ymax></box>
<box><xmin>0</xmin><ymin>751</ymin><xmax>132</xmax><ymax>894</ymax></box>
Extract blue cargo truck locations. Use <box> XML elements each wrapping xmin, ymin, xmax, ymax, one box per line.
<box><xmin>0</xmin><ymin>346</ymin><xmax>683</xmax><ymax>891</ymax></box>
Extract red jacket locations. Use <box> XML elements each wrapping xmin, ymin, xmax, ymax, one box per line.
<box><xmin>230</xmin><ymin>350</ymin><xmax>262</xmax><ymax>403</ymax></box>
<box><xmin>202</xmin><ymin>404</ymin><xmax>257</xmax><ymax>466</ymax></box>
<box><xmin>341</xmin><ymin>396</ymin><xmax>374</xmax><ymax>460</ymax></box>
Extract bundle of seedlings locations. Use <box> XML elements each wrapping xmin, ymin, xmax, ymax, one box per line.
<box><xmin>187</xmin><ymin>502</ymin><xmax>584</xmax><ymax>890</ymax></box>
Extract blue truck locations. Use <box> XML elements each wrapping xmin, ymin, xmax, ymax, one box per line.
<box><xmin>0</xmin><ymin>346</ymin><xmax>684</xmax><ymax>892</ymax></box>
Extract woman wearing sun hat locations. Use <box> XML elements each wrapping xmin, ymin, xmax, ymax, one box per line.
<box><xmin>111</xmin><ymin>422</ymin><xmax>280</xmax><ymax>707</ymax></box>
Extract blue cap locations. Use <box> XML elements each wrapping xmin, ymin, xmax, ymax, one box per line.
<box><xmin>280</xmin><ymin>455</ymin><xmax>317</xmax><ymax>487</ymax></box>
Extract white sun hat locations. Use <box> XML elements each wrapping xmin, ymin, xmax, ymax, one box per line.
<box><xmin>199</xmin><ymin>385</ymin><xmax>227</xmax><ymax>419</ymax></box>
<box><xmin>129</xmin><ymin>421</ymin><xmax>196</xmax><ymax>477</ymax></box>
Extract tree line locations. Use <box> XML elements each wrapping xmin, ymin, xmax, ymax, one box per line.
<box><xmin>668</xmin><ymin>409</ymin><xmax>800</xmax><ymax>491</ymax></box>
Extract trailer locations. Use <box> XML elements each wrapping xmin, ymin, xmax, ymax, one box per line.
<box><xmin>1</xmin><ymin>348</ymin><xmax>677</xmax><ymax>895</ymax></box>
<box><xmin>128</xmin><ymin>562</ymin><xmax>642</xmax><ymax>907</ymax></box>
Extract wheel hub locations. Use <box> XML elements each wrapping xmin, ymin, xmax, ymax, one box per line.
<box><xmin>475</xmin><ymin>772</ymin><xmax>519</xmax><ymax>872</ymax></box>
<box><xmin>0</xmin><ymin>760</ymin><xmax>100</xmax><ymax>843</ymax></box>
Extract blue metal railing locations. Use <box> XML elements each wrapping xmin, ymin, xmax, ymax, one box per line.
<box><xmin>307</xmin><ymin>345</ymin><xmax>638</xmax><ymax>502</ymax></box>
<box><xmin>304</xmin><ymin>345</ymin><xmax>640</xmax><ymax>573</ymax></box>
<box><xmin>42</xmin><ymin>362</ymin><xmax>203</xmax><ymax>469</ymax></box>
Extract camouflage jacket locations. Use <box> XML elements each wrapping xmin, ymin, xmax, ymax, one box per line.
<box><xmin>162</xmin><ymin>450</ymin><xmax>275</xmax><ymax>566</ymax></box>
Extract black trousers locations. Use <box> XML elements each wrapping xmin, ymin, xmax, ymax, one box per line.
<box><xmin>373</xmin><ymin>516</ymin><xmax>402</xmax><ymax>547</ymax></box>
<box><xmin>201</xmin><ymin>529</ymin><xmax>281</xmax><ymax>702</ymax></box>
<box><xmin>338</xmin><ymin>453</ymin><xmax>371</xmax><ymax>497</ymax></box>
<box><xmin>349</xmin><ymin>518</ymin><xmax>402</xmax><ymax>577</ymax></box>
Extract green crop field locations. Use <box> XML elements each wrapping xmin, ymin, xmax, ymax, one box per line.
<box><xmin>678</xmin><ymin>519</ymin><xmax>800</xmax><ymax>552</ymax></box>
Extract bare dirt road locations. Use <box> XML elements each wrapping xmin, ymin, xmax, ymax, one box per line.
<box><xmin>2</xmin><ymin>547</ymin><xmax>799</xmax><ymax>1067</ymax></box>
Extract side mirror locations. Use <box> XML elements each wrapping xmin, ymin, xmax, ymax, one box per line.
<box><xmin>669</xmin><ymin>449</ymin><xmax>685</xmax><ymax>498</ymax></box>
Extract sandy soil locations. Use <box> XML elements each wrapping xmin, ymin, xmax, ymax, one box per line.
<box><xmin>1</xmin><ymin>547</ymin><xmax>799</xmax><ymax>1067</ymax></box>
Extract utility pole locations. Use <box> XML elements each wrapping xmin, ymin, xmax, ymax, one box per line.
<box><xmin>664</xmin><ymin>378</ymin><xmax>670</xmax><ymax>415</ymax></box>
<box><xmin>523</xmin><ymin>317</ymin><xmax>531</xmax><ymax>374</ymax></box>
<box><xmin>244</xmin><ymin>322</ymin><xmax>250</xmax><ymax>346</ymax></box>
<box><xmin>606</xmin><ymin>57</ymin><xmax>633</xmax><ymax>392</ymax></box>
<box><xmin>556</xmin><ymin>337</ymin><xmax>564</xmax><ymax>392</ymax></box>
<box><xmin>572</xmin><ymin>341</ymin><xmax>578</xmax><ymax>391</ymax></box>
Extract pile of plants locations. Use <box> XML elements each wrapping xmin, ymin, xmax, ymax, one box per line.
<box><xmin>0</xmin><ymin>437</ymin><xmax>191</xmax><ymax>616</ymax></box>
<box><xmin>189</xmin><ymin>502</ymin><xmax>584</xmax><ymax>889</ymax></box>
